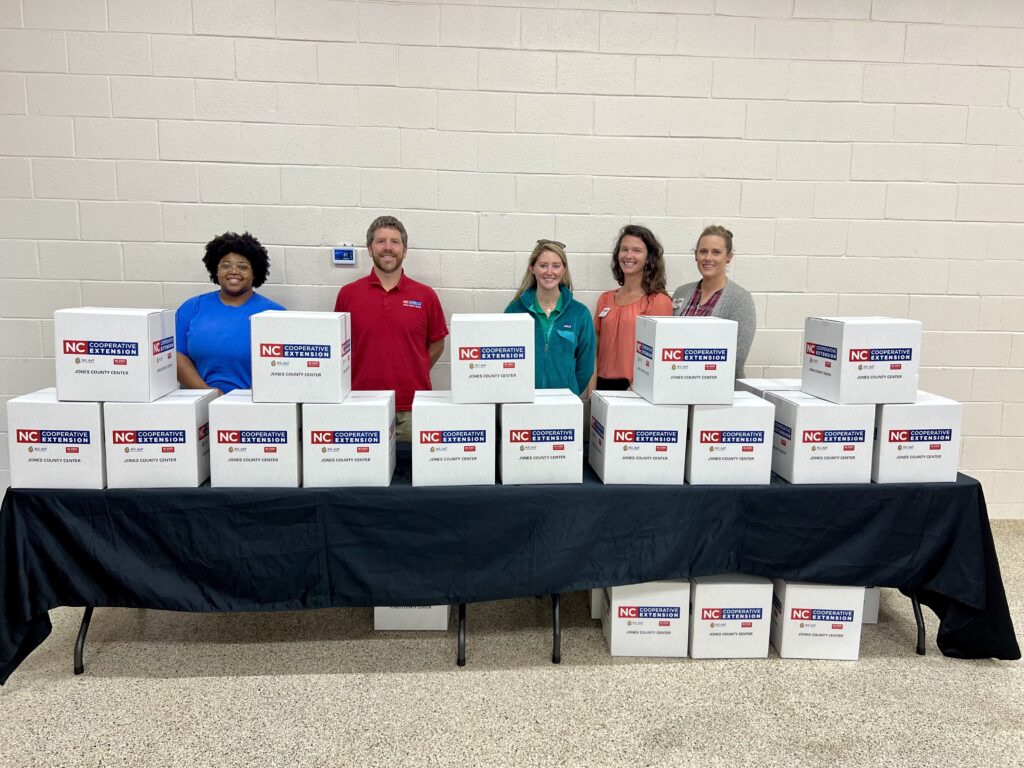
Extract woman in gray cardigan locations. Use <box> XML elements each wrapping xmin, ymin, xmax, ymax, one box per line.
<box><xmin>672</xmin><ymin>225</ymin><xmax>756</xmax><ymax>379</ymax></box>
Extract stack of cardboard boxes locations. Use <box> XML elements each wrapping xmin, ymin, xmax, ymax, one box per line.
<box><xmin>592</xmin><ymin>316</ymin><xmax>769</xmax><ymax>658</ymax></box>
<box><xmin>757</xmin><ymin>317</ymin><xmax>959</xmax><ymax>658</ymax></box>
<box><xmin>8</xmin><ymin>308</ymin><xmax>207</xmax><ymax>490</ymax></box>
<box><xmin>415</xmin><ymin>313</ymin><xmax>585</xmax><ymax>488</ymax></box>
<box><xmin>594</xmin><ymin>315</ymin><xmax>962</xmax><ymax>661</ymax></box>
<box><xmin>209</xmin><ymin>310</ymin><xmax>369</xmax><ymax>489</ymax></box>
<box><xmin>6</xmin><ymin>306</ymin><xmax>965</xmax><ymax>660</ymax></box>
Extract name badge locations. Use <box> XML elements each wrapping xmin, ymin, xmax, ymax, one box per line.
<box><xmin>598</xmin><ymin>307</ymin><xmax>611</xmax><ymax>318</ymax></box>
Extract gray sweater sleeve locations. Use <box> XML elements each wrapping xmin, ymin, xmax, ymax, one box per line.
<box><xmin>672</xmin><ymin>280</ymin><xmax>757</xmax><ymax>379</ymax></box>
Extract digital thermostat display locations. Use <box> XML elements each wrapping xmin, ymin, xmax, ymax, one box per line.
<box><xmin>333</xmin><ymin>246</ymin><xmax>356</xmax><ymax>266</ymax></box>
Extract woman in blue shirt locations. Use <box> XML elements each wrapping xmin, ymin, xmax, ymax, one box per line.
<box><xmin>176</xmin><ymin>231</ymin><xmax>285</xmax><ymax>394</ymax></box>
<box><xmin>505</xmin><ymin>239</ymin><xmax>595</xmax><ymax>396</ymax></box>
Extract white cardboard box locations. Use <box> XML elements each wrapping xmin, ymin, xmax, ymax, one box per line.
<box><xmin>251</xmin><ymin>310</ymin><xmax>352</xmax><ymax>404</ymax></box>
<box><xmin>7</xmin><ymin>388</ymin><xmax>105</xmax><ymax>489</ymax></box>
<box><xmin>302</xmin><ymin>392</ymin><xmax>396</xmax><ymax>487</ymax></box>
<box><xmin>770</xmin><ymin>580</ymin><xmax>865</xmax><ymax>660</ymax></box>
<box><xmin>373</xmin><ymin>605</ymin><xmax>451</xmax><ymax>631</ymax></box>
<box><xmin>412</xmin><ymin>391</ymin><xmax>495</xmax><ymax>487</ymax></box>
<box><xmin>685</xmin><ymin>391</ymin><xmax>775</xmax><ymax>485</ymax></box>
<box><xmin>104</xmin><ymin>389</ymin><xmax>217</xmax><ymax>488</ymax></box>
<box><xmin>873</xmin><ymin>391</ymin><xmax>962</xmax><ymax>484</ymax></box>
<box><xmin>802</xmin><ymin>316</ymin><xmax>921</xmax><ymax>404</ymax></box>
<box><xmin>208</xmin><ymin>390</ymin><xmax>301</xmax><ymax>487</ymax></box>
<box><xmin>632</xmin><ymin>316</ymin><xmax>737</xmax><ymax>405</ymax></box>
<box><xmin>54</xmin><ymin>307</ymin><xmax>177</xmax><ymax>403</ymax></box>
<box><xmin>601</xmin><ymin>581</ymin><xmax>691</xmax><ymax>657</ymax></box>
<box><xmin>449</xmin><ymin>313</ymin><xmax>535</xmax><ymax>404</ymax></box>
<box><xmin>500</xmin><ymin>389</ymin><xmax>583</xmax><ymax>485</ymax></box>
<box><xmin>765</xmin><ymin>390</ymin><xmax>874</xmax><ymax>484</ymax></box>
<box><xmin>589</xmin><ymin>390</ymin><xmax>687</xmax><ymax>485</ymax></box>
<box><xmin>590</xmin><ymin>589</ymin><xmax>602</xmax><ymax>620</ymax></box>
<box><xmin>736</xmin><ymin>378</ymin><xmax>802</xmax><ymax>398</ymax></box>
<box><xmin>689</xmin><ymin>574</ymin><xmax>774</xmax><ymax>659</ymax></box>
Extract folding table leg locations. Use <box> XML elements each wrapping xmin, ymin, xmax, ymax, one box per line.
<box><xmin>911</xmin><ymin>593</ymin><xmax>926</xmax><ymax>656</ymax></box>
<box><xmin>457</xmin><ymin>603</ymin><xmax>467</xmax><ymax>667</ymax></box>
<box><xmin>551</xmin><ymin>593</ymin><xmax>561</xmax><ymax>664</ymax></box>
<box><xmin>74</xmin><ymin>606</ymin><xmax>94</xmax><ymax>675</ymax></box>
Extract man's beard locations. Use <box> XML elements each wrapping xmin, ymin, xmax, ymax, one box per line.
<box><xmin>373</xmin><ymin>251</ymin><xmax>402</xmax><ymax>273</ymax></box>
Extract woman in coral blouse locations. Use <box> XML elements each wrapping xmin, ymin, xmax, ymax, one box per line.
<box><xmin>592</xmin><ymin>225</ymin><xmax>673</xmax><ymax>391</ymax></box>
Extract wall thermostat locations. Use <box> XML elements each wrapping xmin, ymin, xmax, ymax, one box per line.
<box><xmin>333</xmin><ymin>245</ymin><xmax>356</xmax><ymax>266</ymax></box>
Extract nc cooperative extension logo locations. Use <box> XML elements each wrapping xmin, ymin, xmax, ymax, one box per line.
<box><xmin>509</xmin><ymin>429</ymin><xmax>575</xmax><ymax>443</ymax></box>
<box><xmin>259</xmin><ymin>343</ymin><xmax>332</xmax><ymax>358</ymax></box>
<box><xmin>790</xmin><ymin>608</ymin><xmax>855</xmax><ymax>622</ymax></box>
<box><xmin>613</xmin><ymin>429</ymin><xmax>679</xmax><ymax>443</ymax></box>
<box><xmin>310</xmin><ymin>430</ymin><xmax>381</xmax><ymax>444</ymax></box>
<box><xmin>112</xmin><ymin>430</ymin><xmax>186</xmax><ymax>444</ymax></box>
<box><xmin>590</xmin><ymin>417</ymin><xmax>605</xmax><ymax>439</ymax></box>
<box><xmin>701</xmin><ymin>608</ymin><xmax>763</xmax><ymax>621</ymax></box>
<box><xmin>16</xmin><ymin>429</ymin><xmax>91</xmax><ymax>444</ymax></box>
<box><xmin>216</xmin><ymin>430</ymin><xmax>289</xmax><ymax>444</ymax></box>
<box><xmin>849</xmin><ymin>348</ymin><xmax>913</xmax><ymax>362</ymax></box>
<box><xmin>617</xmin><ymin>606</ymin><xmax>681</xmax><ymax>619</ymax></box>
<box><xmin>888</xmin><ymin>429</ymin><xmax>952</xmax><ymax>442</ymax></box>
<box><xmin>661</xmin><ymin>348</ymin><xmax>728</xmax><ymax>362</ymax></box>
<box><xmin>699</xmin><ymin>430</ymin><xmax>765</xmax><ymax>444</ymax></box>
<box><xmin>805</xmin><ymin>342</ymin><xmax>837</xmax><ymax>361</ymax></box>
<box><xmin>801</xmin><ymin>430</ymin><xmax>866</xmax><ymax>443</ymax></box>
<box><xmin>457</xmin><ymin>346</ymin><xmax>526</xmax><ymax>361</ymax></box>
<box><xmin>152</xmin><ymin>336</ymin><xmax>175</xmax><ymax>355</ymax></box>
<box><xmin>63</xmin><ymin>340</ymin><xmax>139</xmax><ymax>356</ymax></box>
<box><xmin>419</xmin><ymin>430</ymin><xmax>487</xmax><ymax>444</ymax></box>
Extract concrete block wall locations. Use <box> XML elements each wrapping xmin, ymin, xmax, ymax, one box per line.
<box><xmin>1</xmin><ymin>0</ymin><xmax>1022</xmax><ymax>517</ymax></box>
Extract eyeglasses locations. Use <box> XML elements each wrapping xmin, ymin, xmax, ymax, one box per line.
<box><xmin>218</xmin><ymin>262</ymin><xmax>251</xmax><ymax>273</ymax></box>
<box><xmin>536</xmin><ymin>239</ymin><xmax>565</xmax><ymax>248</ymax></box>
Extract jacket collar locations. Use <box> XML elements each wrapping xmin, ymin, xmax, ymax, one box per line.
<box><xmin>520</xmin><ymin>285</ymin><xmax>572</xmax><ymax>314</ymax></box>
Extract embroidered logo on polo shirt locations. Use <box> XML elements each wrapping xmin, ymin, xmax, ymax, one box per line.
<box><xmin>402</xmin><ymin>299</ymin><xmax>423</xmax><ymax>309</ymax></box>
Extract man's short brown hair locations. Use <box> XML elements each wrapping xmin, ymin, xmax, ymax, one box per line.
<box><xmin>366</xmin><ymin>215</ymin><xmax>408</xmax><ymax>249</ymax></box>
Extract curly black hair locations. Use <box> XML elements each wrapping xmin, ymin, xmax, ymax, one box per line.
<box><xmin>202</xmin><ymin>231</ymin><xmax>270</xmax><ymax>288</ymax></box>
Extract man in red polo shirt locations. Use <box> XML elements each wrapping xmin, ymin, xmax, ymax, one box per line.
<box><xmin>334</xmin><ymin>215</ymin><xmax>448</xmax><ymax>441</ymax></box>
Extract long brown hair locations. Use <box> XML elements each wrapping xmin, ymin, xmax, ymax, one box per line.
<box><xmin>514</xmin><ymin>240</ymin><xmax>573</xmax><ymax>301</ymax></box>
<box><xmin>611</xmin><ymin>224</ymin><xmax>667</xmax><ymax>295</ymax></box>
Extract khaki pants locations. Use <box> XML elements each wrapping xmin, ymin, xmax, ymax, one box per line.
<box><xmin>395</xmin><ymin>410</ymin><xmax>413</xmax><ymax>443</ymax></box>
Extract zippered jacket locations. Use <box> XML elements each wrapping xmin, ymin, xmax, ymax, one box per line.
<box><xmin>505</xmin><ymin>286</ymin><xmax>596</xmax><ymax>396</ymax></box>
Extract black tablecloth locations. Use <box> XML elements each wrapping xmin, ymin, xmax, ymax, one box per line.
<box><xmin>1</xmin><ymin>460</ymin><xmax>1019</xmax><ymax>683</ymax></box>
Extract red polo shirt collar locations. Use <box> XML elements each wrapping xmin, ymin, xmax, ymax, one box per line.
<box><xmin>367</xmin><ymin>268</ymin><xmax>408</xmax><ymax>292</ymax></box>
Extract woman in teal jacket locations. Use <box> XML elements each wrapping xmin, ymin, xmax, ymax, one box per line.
<box><xmin>505</xmin><ymin>239</ymin><xmax>596</xmax><ymax>396</ymax></box>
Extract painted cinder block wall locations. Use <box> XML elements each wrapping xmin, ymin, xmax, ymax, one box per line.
<box><xmin>1</xmin><ymin>0</ymin><xmax>1022</xmax><ymax>517</ymax></box>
